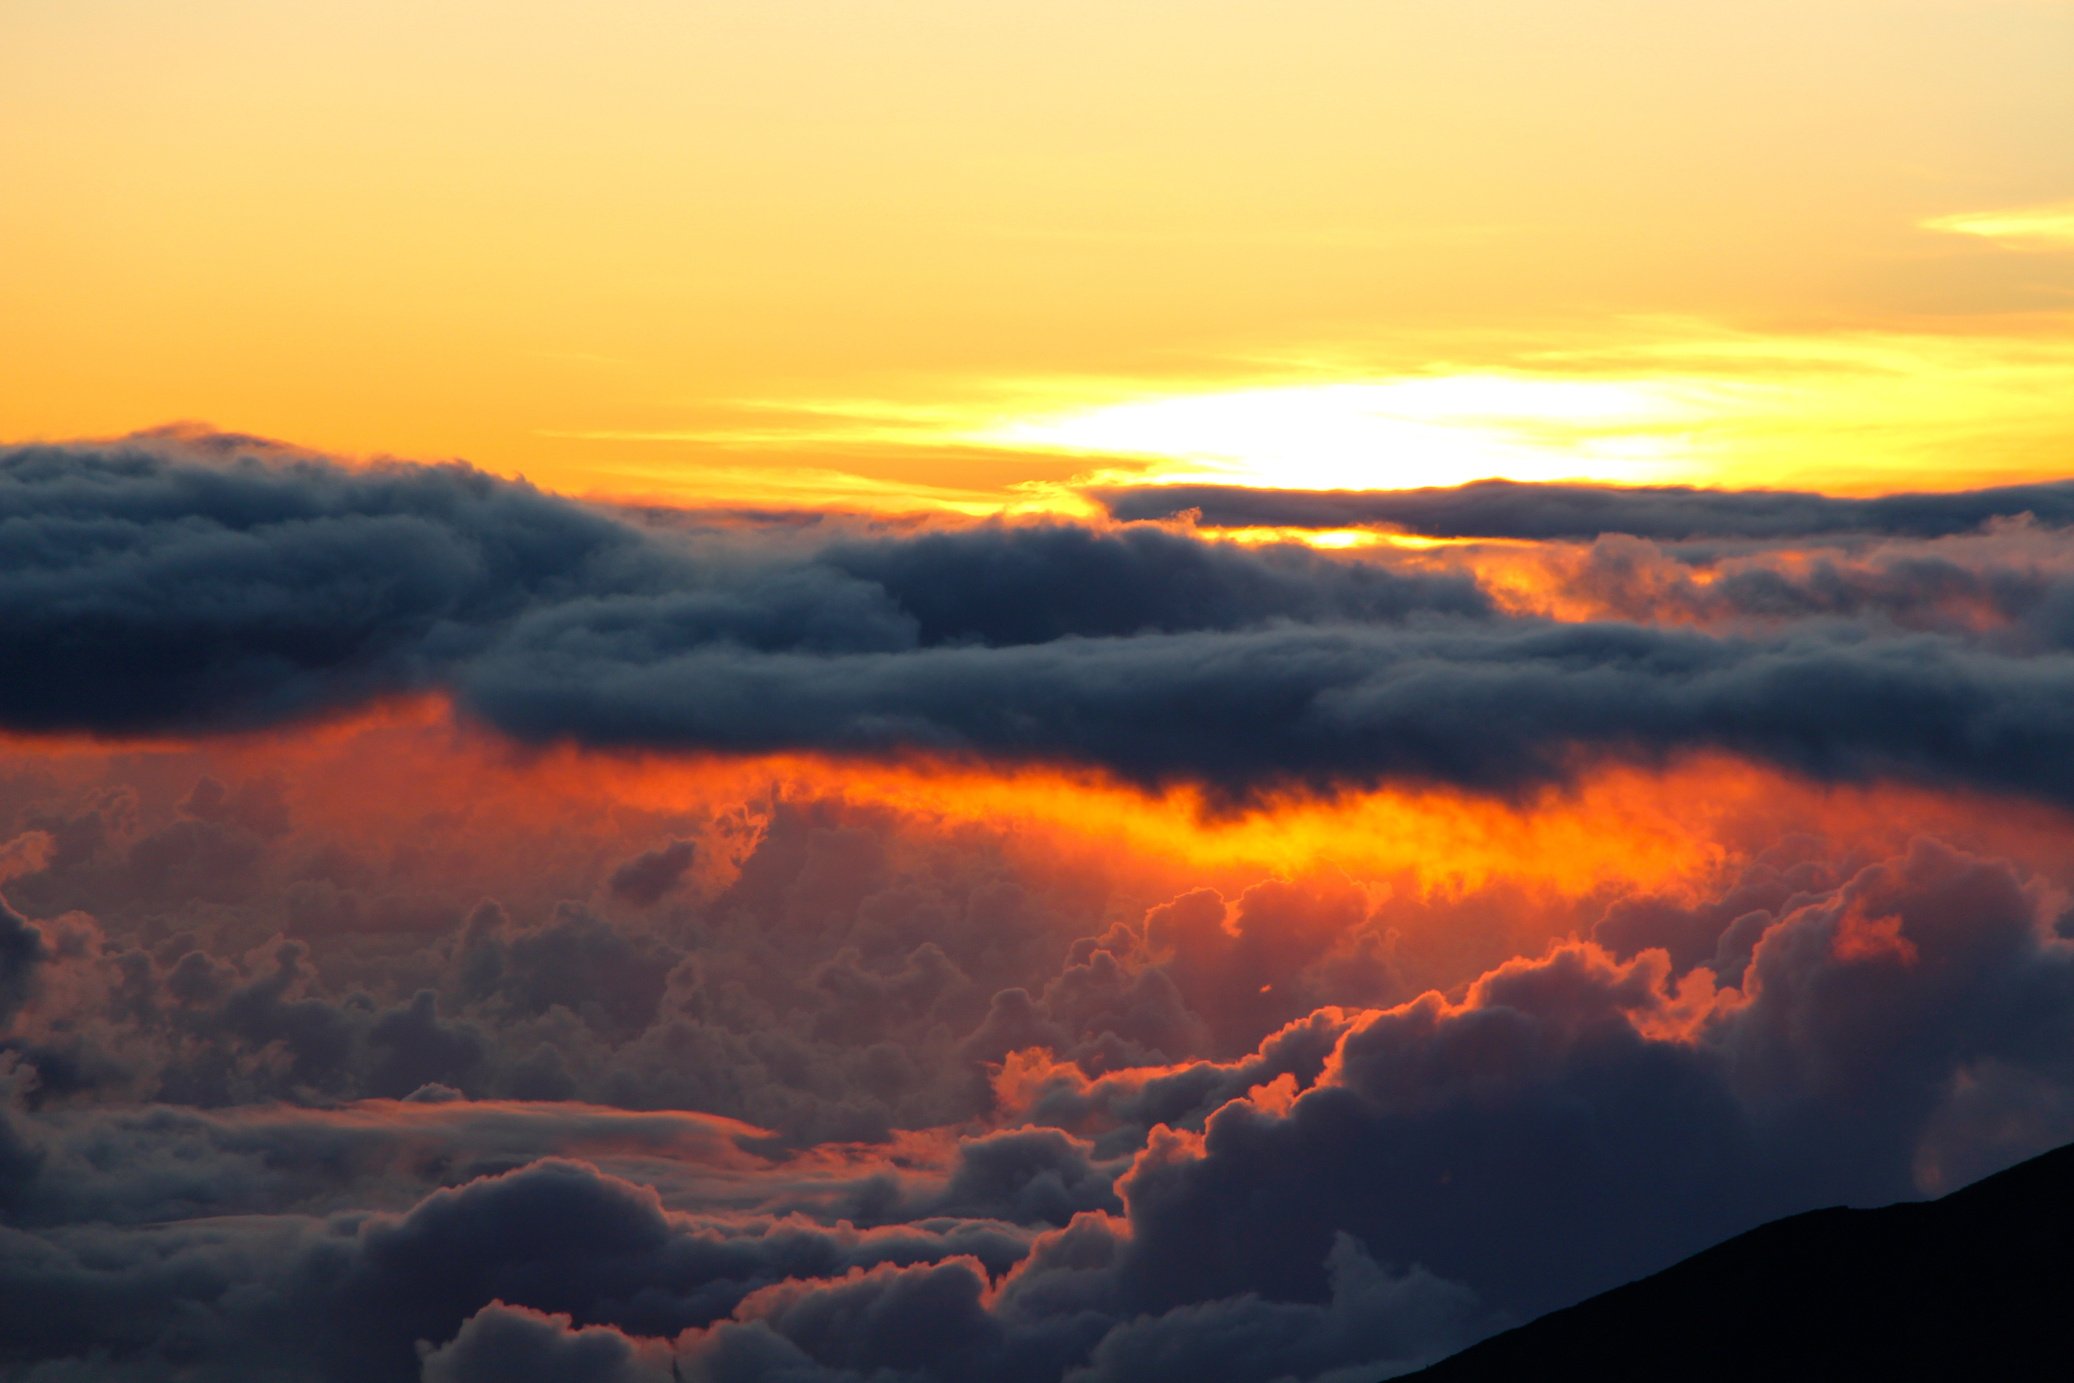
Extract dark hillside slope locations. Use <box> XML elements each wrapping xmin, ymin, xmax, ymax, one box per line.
<box><xmin>1405</xmin><ymin>1141</ymin><xmax>2074</xmax><ymax>1381</ymax></box>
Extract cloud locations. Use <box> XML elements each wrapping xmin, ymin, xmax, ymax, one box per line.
<box><xmin>1080</xmin><ymin>840</ymin><xmax>2074</xmax><ymax>1335</ymax></box>
<box><xmin>0</xmin><ymin>1149</ymin><xmax>1042</xmax><ymax>1381</ymax></box>
<box><xmin>1095</xmin><ymin>478</ymin><xmax>2074</xmax><ymax>541</ymax></box>
<box><xmin>21</xmin><ymin>436</ymin><xmax>2074</xmax><ymax>811</ymax></box>
<box><xmin>462</xmin><ymin>613</ymin><xmax>2074</xmax><ymax>807</ymax></box>
<box><xmin>8</xmin><ymin>820</ymin><xmax>2074</xmax><ymax>1379</ymax></box>
<box><xmin>1499</xmin><ymin>526</ymin><xmax>2072</xmax><ymax>635</ymax></box>
<box><xmin>0</xmin><ymin>437</ymin><xmax>659</xmax><ymax>736</ymax></box>
<box><xmin>1923</xmin><ymin>200</ymin><xmax>2074</xmax><ymax>249</ymax></box>
<box><xmin>21</xmin><ymin>436</ymin><xmax>2074</xmax><ymax>812</ymax></box>
<box><xmin>607</xmin><ymin>841</ymin><xmax>697</xmax><ymax>906</ymax></box>
<box><xmin>821</xmin><ymin>521</ymin><xmax>1490</xmax><ymax>643</ymax></box>
<box><xmin>0</xmin><ymin>895</ymin><xmax>50</xmax><ymax>1027</ymax></box>
<box><xmin>419</xmin><ymin>1303</ymin><xmax>675</xmax><ymax>1383</ymax></box>
<box><xmin>16</xmin><ymin>431</ymin><xmax>2074</xmax><ymax>1380</ymax></box>
<box><xmin>1059</xmin><ymin>1234</ymin><xmax>1494</xmax><ymax>1383</ymax></box>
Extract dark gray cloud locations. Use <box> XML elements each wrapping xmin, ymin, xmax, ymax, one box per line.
<box><xmin>1058</xmin><ymin>1235</ymin><xmax>1495</xmax><ymax>1383</ymax></box>
<box><xmin>8</xmin><ymin>823</ymin><xmax>2074</xmax><ymax>1380</ymax></box>
<box><xmin>0</xmin><ymin>897</ymin><xmax>48</xmax><ymax>1027</ymax></box>
<box><xmin>419</xmin><ymin>1303</ymin><xmax>674</xmax><ymax>1383</ymax></box>
<box><xmin>1095</xmin><ymin>478</ymin><xmax>2074</xmax><ymax>541</ymax></box>
<box><xmin>18</xmin><ymin>435</ymin><xmax>2074</xmax><ymax>811</ymax></box>
<box><xmin>822</xmin><ymin>521</ymin><xmax>1490</xmax><ymax>644</ymax></box>
<box><xmin>0</xmin><ymin>438</ymin><xmax>658</xmax><ymax>735</ymax></box>
<box><xmin>461</xmin><ymin>615</ymin><xmax>2074</xmax><ymax>807</ymax></box>
<box><xmin>1086</xmin><ymin>840</ymin><xmax>2074</xmax><ymax>1340</ymax></box>
<box><xmin>606</xmin><ymin>841</ymin><xmax>696</xmax><ymax>906</ymax></box>
<box><xmin>0</xmin><ymin>434</ymin><xmax>1483</xmax><ymax>739</ymax></box>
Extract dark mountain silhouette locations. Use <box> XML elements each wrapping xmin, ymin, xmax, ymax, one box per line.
<box><xmin>1403</xmin><ymin>1140</ymin><xmax>2074</xmax><ymax>1381</ymax></box>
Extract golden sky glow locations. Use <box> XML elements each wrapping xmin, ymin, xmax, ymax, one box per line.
<box><xmin>5</xmin><ymin>0</ymin><xmax>2073</xmax><ymax>508</ymax></box>
<box><xmin>1924</xmin><ymin>199</ymin><xmax>2074</xmax><ymax>247</ymax></box>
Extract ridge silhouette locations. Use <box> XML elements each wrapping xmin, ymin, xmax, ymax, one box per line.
<box><xmin>1403</xmin><ymin>1140</ymin><xmax>2074</xmax><ymax>1381</ymax></box>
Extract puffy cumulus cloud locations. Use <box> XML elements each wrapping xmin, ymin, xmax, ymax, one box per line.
<box><xmin>0</xmin><ymin>830</ymin><xmax>53</xmax><ymax>884</ymax></box>
<box><xmin>426</xmin><ymin>1240</ymin><xmax>1489</xmax><ymax>1383</ymax></box>
<box><xmin>607</xmin><ymin>840</ymin><xmax>696</xmax><ymax>906</ymax></box>
<box><xmin>1130</xmin><ymin>878</ymin><xmax>1392</xmax><ymax>1058</ymax></box>
<box><xmin>418</xmin><ymin>1304</ymin><xmax>676</xmax><ymax>1383</ymax></box>
<box><xmin>23</xmin><ymin>434</ymin><xmax>2074</xmax><ymax>809</ymax></box>
<box><xmin>1058</xmin><ymin>1234</ymin><xmax>1497</xmax><ymax>1383</ymax></box>
<box><xmin>683</xmin><ymin>1257</ymin><xmax>1008</xmax><ymax>1381</ymax></box>
<box><xmin>1714</xmin><ymin>841</ymin><xmax>2074</xmax><ymax>1194</ymax></box>
<box><xmin>8</xmin><ymin>826</ymin><xmax>2074</xmax><ymax>1379</ymax></box>
<box><xmin>1095</xmin><ymin>477</ymin><xmax>2074</xmax><ymax>541</ymax></box>
<box><xmin>0</xmin><ymin>1133</ymin><xmax>1484</xmax><ymax>1383</ymax></box>
<box><xmin>3</xmin><ymin>766</ymin><xmax>1387</xmax><ymax>1151</ymax></box>
<box><xmin>917</xmin><ymin>1126</ymin><xmax>1124</xmax><ymax>1225</ymax></box>
<box><xmin>1475</xmin><ymin>521</ymin><xmax>2074</xmax><ymax>637</ymax></box>
<box><xmin>1081</xmin><ymin>840</ymin><xmax>2074</xmax><ymax>1336</ymax></box>
<box><xmin>0</xmin><ymin>1146</ymin><xmax>1050</xmax><ymax>1383</ymax></box>
<box><xmin>0</xmin><ymin>1060</ymin><xmax>46</xmax><ymax>1215</ymax></box>
<box><xmin>1105</xmin><ymin>956</ymin><xmax>1764</xmax><ymax>1325</ymax></box>
<box><xmin>0</xmin><ymin>893</ymin><xmax>49</xmax><ymax>1027</ymax></box>
<box><xmin>0</xmin><ymin>766</ymin><xmax>1113</xmax><ymax>1134</ymax></box>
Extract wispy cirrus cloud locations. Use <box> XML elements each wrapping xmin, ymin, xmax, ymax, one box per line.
<box><xmin>1924</xmin><ymin>199</ymin><xmax>2074</xmax><ymax>248</ymax></box>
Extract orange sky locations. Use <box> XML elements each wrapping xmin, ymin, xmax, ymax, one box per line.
<box><xmin>5</xmin><ymin>0</ymin><xmax>2073</xmax><ymax>511</ymax></box>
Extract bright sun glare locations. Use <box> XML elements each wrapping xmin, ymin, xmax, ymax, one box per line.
<box><xmin>971</xmin><ymin>375</ymin><xmax>1736</xmax><ymax>491</ymax></box>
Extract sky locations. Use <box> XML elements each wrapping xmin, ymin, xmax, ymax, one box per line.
<box><xmin>7</xmin><ymin>1</ymin><xmax>2074</xmax><ymax>506</ymax></box>
<box><xmin>6</xmin><ymin>4</ymin><xmax>2074</xmax><ymax>1382</ymax></box>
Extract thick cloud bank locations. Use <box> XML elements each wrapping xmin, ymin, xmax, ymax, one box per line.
<box><xmin>8</xmin><ymin>803</ymin><xmax>2074</xmax><ymax>1380</ymax></box>
<box><xmin>1096</xmin><ymin>477</ymin><xmax>2074</xmax><ymax>541</ymax></box>
<box><xmin>11</xmin><ymin>433</ymin><xmax>2074</xmax><ymax>1378</ymax></box>
<box><xmin>15</xmin><ymin>436</ymin><xmax>2074</xmax><ymax>811</ymax></box>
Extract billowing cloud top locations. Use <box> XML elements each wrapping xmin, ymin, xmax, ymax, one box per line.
<box><xmin>10</xmin><ymin>434</ymin><xmax>2074</xmax><ymax>1381</ymax></box>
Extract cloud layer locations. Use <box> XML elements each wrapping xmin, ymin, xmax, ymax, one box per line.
<box><xmin>16</xmin><ymin>436</ymin><xmax>2074</xmax><ymax>811</ymax></box>
<box><xmin>1095</xmin><ymin>478</ymin><xmax>2074</xmax><ymax>541</ymax></box>
<box><xmin>11</xmin><ymin>433</ymin><xmax>2074</xmax><ymax>1379</ymax></box>
<box><xmin>8</xmin><ymin>734</ymin><xmax>2074</xmax><ymax>1379</ymax></box>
